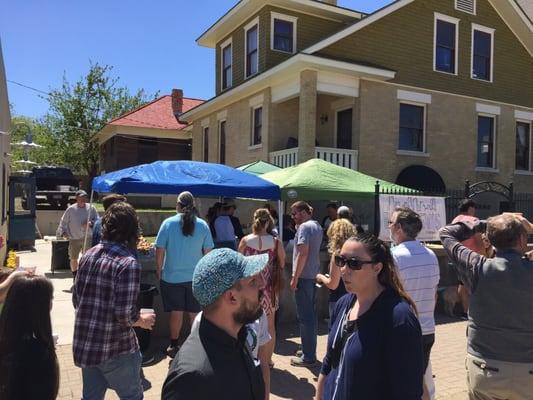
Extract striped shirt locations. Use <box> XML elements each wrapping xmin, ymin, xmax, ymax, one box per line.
<box><xmin>73</xmin><ymin>241</ymin><xmax>140</xmax><ymax>367</ymax></box>
<box><xmin>392</xmin><ymin>241</ymin><xmax>440</xmax><ymax>335</ymax></box>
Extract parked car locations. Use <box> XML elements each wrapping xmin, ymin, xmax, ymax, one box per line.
<box><xmin>22</xmin><ymin>167</ymin><xmax>79</xmax><ymax>209</ymax></box>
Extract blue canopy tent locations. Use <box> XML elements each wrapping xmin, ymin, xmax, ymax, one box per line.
<box><xmin>92</xmin><ymin>160</ymin><xmax>280</xmax><ymax>200</ymax></box>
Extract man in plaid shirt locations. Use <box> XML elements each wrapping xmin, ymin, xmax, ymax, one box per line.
<box><xmin>73</xmin><ymin>202</ymin><xmax>155</xmax><ymax>399</ymax></box>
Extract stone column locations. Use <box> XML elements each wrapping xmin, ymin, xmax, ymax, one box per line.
<box><xmin>298</xmin><ymin>70</ymin><xmax>318</xmax><ymax>162</ymax></box>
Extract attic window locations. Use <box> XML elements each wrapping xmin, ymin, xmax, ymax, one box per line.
<box><xmin>455</xmin><ymin>0</ymin><xmax>476</xmax><ymax>15</ymax></box>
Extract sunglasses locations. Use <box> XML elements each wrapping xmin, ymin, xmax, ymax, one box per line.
<box><xmin>334</xmin><ymin>255</ymin><xmax>377</xmax><ymax>270</ymax></box>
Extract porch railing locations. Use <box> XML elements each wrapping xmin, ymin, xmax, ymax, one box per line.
<box><xmin>269</xmin><ymin>147</ymin><xmax>358</xmax><ymax>170</ymax></box>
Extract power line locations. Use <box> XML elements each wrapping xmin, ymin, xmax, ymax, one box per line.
<box><xmin>7</xmin><ymin>79</ymin><xmax>50</xmax><ymax>96</ymax></box>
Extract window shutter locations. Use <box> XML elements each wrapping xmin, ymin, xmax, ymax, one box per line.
<box><xmin>455</xmin><ymin>0</ymin><xmax>476</xmax><ymax>15</ymax></box>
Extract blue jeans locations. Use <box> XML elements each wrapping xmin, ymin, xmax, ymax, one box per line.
<box><xmin>295</xmin><ymin>278</ymin><xmax>317</xmax><ymax>362</ymax></box>
<box><xmin>81</xmin><ymin>351</ymin><xmax>143</xmax><ymax>400</ymax></box>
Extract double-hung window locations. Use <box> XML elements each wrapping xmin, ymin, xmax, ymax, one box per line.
<box><xmin>221</xmin><ymin>39</ymin><xmax>232</xmax><ymax>90</ymax></box>
<box><xmin>516</xmin><ymin>121</ymin><xmax>532</xmax><ymax>171</ymax></box>
<box><xmin>399</xmin><ymin>103</ymin><xmax>425</xmax><ymax>152</ymax></box>
<box><xmin>251</xmin><ymin>106</ymin><xmax>262</xmax><ymax>146</ymax></box>
<box><xmin>271</xmin><ymin>13</ymin><xmax>297</xmax><ymax>53</ymax></box>
<box><xmin>245</xmin><ymin>19</ymin><xmax>259</xmax><ymax>78</ymax></box>
<box><xmin>477</xmin><ymin>115</ymin><xmax>496</xmax><ymax>168</ymax></box>
<box><xmin>203</xmin><ymin>126</ymin><xmax>209</xmax><ymax>162</ymax></box>
<box><xmin>472</xmin><ymin>24</ymin><xmax>494</xmax><ymax>82</ymax></box>
<box><xmin>219</xmin><ymin>120</ymin><xmax>226</xmax><ymax>164</ymax></box>
<box><xmin>434</xmin><ymin>14</ymin><xmax>459</xmax><ymax>74</ymax></box>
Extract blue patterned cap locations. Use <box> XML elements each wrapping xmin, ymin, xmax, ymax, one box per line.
<box><xmin>193</xmin><ymin>248</ymin><xmax>269</xmax><ymax>307</ymax></box>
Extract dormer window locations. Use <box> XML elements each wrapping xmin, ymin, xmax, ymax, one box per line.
<box><xmin>220</xmin><ymin>38</ymin><xmax>232</xmax><ymax>90</ymax></box>
<box><xmin>434</xmin><ymin>13</ymin><xmax>459</xmax><ymax>75</ymax></box>
<box><xmin>271</xmin><ymin>12</ymin><xmax>297</xmax><ymax>54</ymax></box>
<box><xmin>471</xmin><ymin>24</ymin><xmax>494</xmax><ymax>82</ymax></box>
<box><xmin>244</xmin><ymin>18</ymin><xmax>259</xmax><ymax>78</ymax></box>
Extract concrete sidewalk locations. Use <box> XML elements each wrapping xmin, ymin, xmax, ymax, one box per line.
<box><xmin>19</xmin><ymin>240</ymin><xmax>469</xmax><ymax>399</ymax></box>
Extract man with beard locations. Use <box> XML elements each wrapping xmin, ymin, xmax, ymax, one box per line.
<box><xmin>162</xmin><ymin>248</ymin><xmax>268</xmax><ymax>400</ymax></box>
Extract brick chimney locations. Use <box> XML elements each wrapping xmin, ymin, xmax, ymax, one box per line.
<box><xmin>171</xmin><ymin>88</ymin><xmax>184</xmax><ymax>116</ymax></box>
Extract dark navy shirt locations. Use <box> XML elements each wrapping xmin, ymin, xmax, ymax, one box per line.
<box><xmin>321</xmin><ymin>289</ymin><xmax>423</xmax><ymax>400</ymax></box>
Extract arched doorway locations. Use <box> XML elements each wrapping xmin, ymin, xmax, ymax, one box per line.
<box><xmin>395</xmin><ymin>165</ymin><xmax>446</xmax><ymax>193</ymax></box>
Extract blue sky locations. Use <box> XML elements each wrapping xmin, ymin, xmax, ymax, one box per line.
<box><xmin>1</xmin><ymin>0</ymin><xmax>391</xmax><ymax>118</ymax></box>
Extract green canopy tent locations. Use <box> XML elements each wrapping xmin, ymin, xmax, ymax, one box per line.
<box><xmin>261</xmin><ymin>158</ymin><xmax>414</xmax><ymax>201</ymax></box>
<box><xmin>236</xmin><ymin>160</ymin><xmax>281</xmax><ymax>176</ymax></box>
<box><xmin>261</xmin><ymin>158</ymin><xmax>417</xmax><ymax>237</ymax></box>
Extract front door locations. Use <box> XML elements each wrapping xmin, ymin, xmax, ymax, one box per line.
<box><xmin>336</xmin><ymin>108</ymin><xmax>352</xmax><ymax>149</ymax></box>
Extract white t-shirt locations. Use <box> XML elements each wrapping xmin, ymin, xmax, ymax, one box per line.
<box><xmin>392</xmin><ymin>240</ymin><xmax>440</xmax><ymax>336</ymax></box>
<box><xmin>192</xmin><ymin>311</ymin><xmax>271</xmax><ymax>359</ymax></box>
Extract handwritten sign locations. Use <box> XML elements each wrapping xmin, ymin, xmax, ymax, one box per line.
<box><xmin>378</xmin><ymin>194</ymin><xmax>446</xmax><ymax>242</ymax></box>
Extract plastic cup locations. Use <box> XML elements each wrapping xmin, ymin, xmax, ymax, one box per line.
<box><xmin>140</xmin><ymin>308</ymin><xmax>155</xmax><ymax>315</ymax></box>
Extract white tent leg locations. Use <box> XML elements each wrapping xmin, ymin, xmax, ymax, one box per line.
<box><xmin>82</xmin><ymin>190</ymin><xmax>95</xmax><ymax>254</ymax></box>
<box><xmin>278</xmin><ymin>200</ymin><xmax>283</xmax><ymax>242</ymax></box>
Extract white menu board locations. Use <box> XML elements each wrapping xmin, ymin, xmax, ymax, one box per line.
<box><xmin>378</xmin><ymin>194</ymin><xmax>446</xmax><ymax>241</ymax></box>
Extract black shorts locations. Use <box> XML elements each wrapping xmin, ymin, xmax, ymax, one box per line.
<box><xmin>422</xmin><ymin>333</ymin><xmax>435</xmax><ymax>372</ymax></box>
<box><xmin>160</xmin><ymin>280</ymin><xmax>201</xmax><ymax>313</ymax></box>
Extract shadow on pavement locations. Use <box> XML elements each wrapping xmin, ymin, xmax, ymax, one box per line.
<box><xmin>270</xmin><ymin>367</ymin><xmax>318</xmax><ymax>399</ymax></box>
<box><xmin>45</xmin><ymin>271</ymin><xmax>73</xmax><ymax>280</ymax></box>
<box><xmin>435</xmin><ymin>312</ymin><xmax>465</xmax><ymax>326</ymax></box>
<box><xmin>276</xmin><ymin>321</ymin><xmax>329</xmax><ymax>357</ymax></box>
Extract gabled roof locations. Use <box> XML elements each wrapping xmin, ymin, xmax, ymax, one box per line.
<box><xmin>197</xmin><ymin>0</ymin><xmax>364</xmax><ymax>48</ymax></box>
<box><xmin>303</xmin><ymin>0</ymin><xmax>533</xmax><ymax>56</ymax></box>
<box><xmin>108</xmin><ymin>95</ymin><xmax>203</xmax><ymax>130</ymax></box>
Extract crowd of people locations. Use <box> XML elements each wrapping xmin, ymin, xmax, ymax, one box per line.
<box><xmin>1</xmin><ymin>191</ymin><xmax>533</xmax><ymax>400</ymax></box>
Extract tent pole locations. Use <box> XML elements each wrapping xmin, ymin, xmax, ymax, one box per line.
<box><xmin>278</xmin><ymin>200</ymin><xmax>283</xmax><ymax>242</ymax></box>
<box><xmin>82</xmin><ymin>190</ymin><xmax>95</xmax><ymax>254</ymax></box>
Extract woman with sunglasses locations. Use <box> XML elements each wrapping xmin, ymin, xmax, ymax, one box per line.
<box><xmin>316</xmin><ymin>233</ymin><xmax>423</xmax><ymax>400</ymax></box>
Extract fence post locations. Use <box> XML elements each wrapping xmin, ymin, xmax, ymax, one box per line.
<box><xmin>509</xmin><ymin>182</ymin><xmax>515</xmax><ymax>211</ymax></box>
<box><xmin>374</xmin><ymin>181</ymin><xmax>380</xmax><ymax>236</ymax></box>
<box><xmin>464</xmin><ymin>180</ymin><xmax>470</xmax><ymax>199</ymax></box>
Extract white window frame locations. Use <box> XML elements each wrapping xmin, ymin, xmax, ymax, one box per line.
<box><xmin>249</xmin><ymin>104</ymin><xmax>263</xmax><ymax>149</ymax></box>
<box><xmin>270</xmin><ymin>12</ymin><xmax>297</xmax><ymax>54</ymax></box>
<box><xmin>218</xmin><ymin>119</ymin><xmax>227</xmax><ymax>164</ymax></box>
<box><xmin>433</xmin><ymin>13</ymin><xmax>460</xmax><ymax>76</ymax></box>
<box><xmin>475</xmin><ymin>113</ymin><xmax>497</xmax><ymax>171</ymax></box>
<box><xmin>515</xmin><ymin>119</ymin><xmax>533</xmax><ymax>174</ymax></box>
<box><xmin>244</xmin><ymin>17</ymin><xmax>260</xmax><ymax>79</ymax></box>
<box><xmin>455</xmin><ymin>0</ymin><xmax>476</xmax><ymax>15</ymax></box>
<box><xmin>471</xmin><ymin>23</ymin><xmax>495</xmax><ymax>83</ymax></box>
<box><xmin>220</xmin><ymin>37</ymin><xmax>233</xmax><ymax>91</ymax></box>
<box><xmin>397</xmin><ymin>101</ymin><xmax>428</xmax><ymax>155</ymax></box>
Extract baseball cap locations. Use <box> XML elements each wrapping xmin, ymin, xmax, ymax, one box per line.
<box><xmin>338</xmin><ymin>206</ymin><xmax>350</xmax><ymax>215</ymax></box>
<box><xmin>192</xmin><ymin>248</ymin><xmax>269</xmax><ymax>307</ymax></box>
<box><xmin>75</xmin><ymin>190</ymin><xmax>88</xmax><ymax>198</ymax></box>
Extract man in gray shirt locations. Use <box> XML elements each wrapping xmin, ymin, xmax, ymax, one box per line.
<box><xmin>57</xmin><ymin>190</ymin><xmax>98</xmax><ymax>281</ymax></box>
<box><xmin>290</xmin><ymin>201</ymin><xmax>323</xmax><ymax>367</ymax></box>
<box><xmin>439</xmin><ymin>213</ymin><xmax>533</xmax><ymax>400</ymax></box>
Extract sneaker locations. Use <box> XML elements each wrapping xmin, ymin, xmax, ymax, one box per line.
<box><xmin>166</xmin><ymin>344</ymin><xmax>180</xmax><ymax>359</ymax></box>
<box><xmin>290</xmin><ymin>356</ymin><xmax>317</xmax><ymax>367</ymax></box>
<box><xmin>295</xmin><ymin>349</ymin><xmax>303</xmax><ymax>358</ymax></box>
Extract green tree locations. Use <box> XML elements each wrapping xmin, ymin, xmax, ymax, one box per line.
<box><xmin>45</xmin><ymin>63</ymin><xmax>157</xmax><ymax>178</ymax></box>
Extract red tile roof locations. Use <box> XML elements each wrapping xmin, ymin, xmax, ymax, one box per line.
<box><xmin>108</xmin><ymin>95</ymin><xmax>204</xmax><ymax>130</ymax></box>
